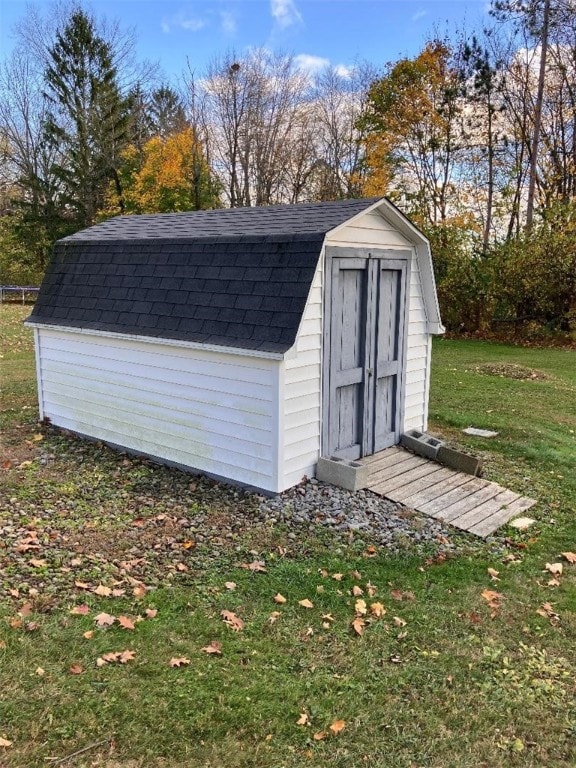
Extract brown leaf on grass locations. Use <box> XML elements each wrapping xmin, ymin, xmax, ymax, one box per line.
<box><xmin>9</xmin><ymin>617</ymin><xmax>23</xmax><ymax>629</ymax></box>
<box><xmin>83</xmin><ymin>630</ymin><xmax>94</xmax><ymax>639</ymax></box>
<box><xmin>313</xmin><ymin>732</ymin><xmax>327</xmax><ymax>741</ymax></box>
<box><xmin>133</xmin><ymin>585</ymin><xmax>147</xmax><ymax>598</ymax></box>
<box><xmin>390</xmin><ymin>589</ymin><xmax>415</xmax><ymax>601</ymax></box>
<box><xmin>370</xmin><ymin>602</ymin><xmax>386</xmax><ymax>619</ymax></box>
<box><xmin>69</xmin><ymin>664</ymin><xmax>83</xmax><ymax>675</ymax></box>
<box><xmin>240</xmin><ymin>560</ymin><xmax>267</xmax><ymax>573</ymax></box>
<box><xmin>182</xmin><ymin>540</ymin><xmax>195</xmax><ymax>550</ymax></box>
<box><xmin>25</xmin><ymin>621</ymin><xmax>40</xmax><ymax>632</ymax></box>
<box><xmin>144</xmin><ymin>608</ymin><xmax>157</xmax><ymax>619</ymax></box>
<box><xmin>201</xmin><ymin>641</ymin><xmax>222</xmax><ymax>655</ymax></box>
<box><xmin>329</xmin><ymin>719</ymin><xmax>346</xmax><ymax>735</ymax></box>
<box><xmin>70</xmin><ymin>605</ymin><xmax>90</xmax><ymax>615</ymax></box>
<box><xmin>117</xmin><ymin>616</ymin><xmax>136</xmax><ymax>631</ymax></box>
<box><xmin>94</xmin><ymin>612</ymin><xmax>115</xmax><ymax>627</ymax></box>
<box><xmin>296</xmin><ymin>712</ymin><xmax>310</xmax><ymax>726</ymax></box>
<box><xmin>35</xmin><ymin>667</ymin><xmax>45</xmax><ymax>676</ymax></box>
<box><xmin>224</xmin><ymin>582</ymin><xmax>237</xmax><ymax>591</ymax></box>
<box><xmin>268</xmin><ymin>611</ymin><xmax>281</xmax><ymax>624</ymax></box>
<box><xmin>298</xmin><ymin>599</ymin><xmax>314</xmax><ymax>609</ymax></box>
<box><xmin>175</xmin><ymin>562</ymin><xmax>189</xmax><ymax>572</ymax></box>
<box><xmin>28</xmin><ymin>558</ymin><xmax>47</xmax><ymax>568</ymax></box>
<box><xmin>0</xmin><ymin>737</ymin><xmax>13</xmax><ymax>748</ymax></box>
<box><xmin>365</xmin><ymin>545</ymin><xmax>377</xmax><ymax>557</ymax></box>
<box><xmin>18</xmin><ymin>602</ymin><xmax>32</xmax><ymax>617</ymax></box>
<box><xmin>547</xmin><ymin>577</ymin><xmax>561</xmax><ymax>587</ymax></box>
<box><xmin>393</xmin><ymin>616</ymin><xmax>407</xmax><ymax>627</ymax></box>
<box><xmin>536</xmin><ymin>602</ymin><xmax>560</xmax><ymax>625</ymax></box>
<box><xmin>274</xmin><ymin>593</ymin><xmax>287</xmax><ymax>604</ymax></box>
<box><xmin>545</xmin><ymin>562</ymin><xmax>563</xmax><ymax>576</ymax></box>
<box><xmin>221</xmin><ymin>610</ymin><xmax>244</xmax><ymax>632</ymax></box>
<box><xmin>487</xmin><ymin>567</ymin><xmax>500</xmax><ymax>581</ymax></box>
<box><xmin>93</xmin><ymin>584</ymin><xmax>112</xmax><ymax>597</ymax></box>
<box><xmin>350</xmin><ymin>570</ymin><xmax>362</xmax><ymax>580</ymax></box>
<box><xmin>481</xmin><ymin>589</ymin><xmax>502</xmax><ymax>606</ymax></box>
<box><xmin>96</xmin><ymin>649</ymin><xmax>136</xmax><ymax>666</ymax></box>
<box><xmin>111</xmin><ymin>588</ymin><xmax>126</xmax><ymax>598</ymax></box>
<box><xmin>32</xmin><ymin>433</ymin><xmax>43</xmax><ymax>442</ymax></box>
<box><xmin>366</xmin><ymin>582</ymin><xmax>377</xmax><ymax>598</ymax></box>
<box><xmin>354</xmin><ymin>599</ymin><xmax>367</xmax><ymax>616</ymax></box>
<box><xmin>331</xmin><ymin>573</ymin><xmax>343</xmax><ymax>581</ymax></box>
<box><xmin>321</xmin><ymin>613</ymin><xmax>334</xmax><ymax>622</ymax></box>
<box><xmin>74</xmin><ymin>581</ymin><xmax>90</xmax><ymax>590</ymax></box>
<box><xmin>169</xmin><ymin>657</ymin><xmax>191</xmax><ymax>668</ymax></box>
<box><xmin>352</xmin><ymin>585</ymin><xmax>364</xmax><ymax>597</ymax></box>
<box><xmin>561</xmin><ymin>552</ymin><xmax>576</xmax><ymax>564</ymax></box>
<box><xmin>352</xmin><ymin>617</ymin><xmax>365</xmax><ymax>636</ymax></box>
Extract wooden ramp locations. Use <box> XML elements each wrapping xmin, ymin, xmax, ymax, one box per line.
<box><xmin>361</xmin><ymin>447</ymin><xmax>537</xmax><ymax>537</ymax></box>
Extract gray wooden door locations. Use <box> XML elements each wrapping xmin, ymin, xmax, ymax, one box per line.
<box><xmin>325</xmin><ymin>251</ymin><xmax>408</xmax><ymax>460</ymax></box>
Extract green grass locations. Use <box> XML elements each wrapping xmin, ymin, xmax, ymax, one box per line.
<box><xmin>1</xmin><ymin>307</ymin><xmax>576</xmax><ymax>767</ymax></box>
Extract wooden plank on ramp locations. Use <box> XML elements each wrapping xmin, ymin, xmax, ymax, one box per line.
<box><xmin>360</xmin><ymin>447</ymin><xmax>537</xmax><ymax>538</ymax></box>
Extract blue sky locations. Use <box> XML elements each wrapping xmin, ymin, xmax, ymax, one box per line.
<box><xmin>1</xmin><ymin>0</ymin><xmax>489</xmax><ymax>79</ymax></box>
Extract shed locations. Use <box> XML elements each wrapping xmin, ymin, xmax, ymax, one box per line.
<box><xmin>27</xmin><ymin>198</ymin><xmax>444</xmax><ymax>493</ymax></box>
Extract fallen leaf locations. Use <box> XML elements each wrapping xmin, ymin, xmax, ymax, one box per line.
<box><xmin>32</xmin><ymin>433</ymin><xmax>44</xmax><ymax>442</ymax></box>
<box><xmin>175</xmin><ymin>562</ymin><xmax>189</xmax><ymax>572</ymax></box>
<box><xmin>117</xmin><ymin>616</ymin><xmax>136</xmax><ymax>631</ymax></box>
<box><xmin>329</xmin><ymin>719</ymin><xmax>346</xmax><ymax>735</ymax></box>
<box><xmin>0</xmin><ymin>737</ymin><xmax>13</xmax><ymax>748</ymax></box>
<box><xmin>35</xmin><ymin>667</ymin><xmax>45</xmax><ymax>676</ymax></box>
<box><xmin>298</xmin><ymin>599</ymin><xmax>314</xmax><ymax>609</ymax></box>
<box><xmin>352</xmin><ymin>585</ymin><xmax>364</xmax><ymax>597</ymax></box>
<box><xmin>94</xmin><ymin>612</ymin><xmax>115</xmax><ymax>627</ymax></box>
<box><xmin>240</xmin><ymin>560</ymin><xmax>266</xmax><ymax>573</ymax></box>
<box><xmin>70</xmin><ymin>605</ymin><xmax>90</xmax><ymax>616</ymax></box>
<box><xmin>321</xmin><ymin>613</ymin><xmax>334</xmax><ymax>622</ymax></box>
<box><xmin>481</xmin><ymin>589</ymin><xmax>502</xmax><ymax>605</ymax></box>
<box><xmin>182</xmin><ymin>540</ymin><xmax>195</xmax><ymax>550</ymax></box>
<box><xmin>352</xmin><ymin>617</ymin><xmax>365</xmax><ymax>636</ymax></box>
<box><xmin>69</xmin><ymin>664</ymin><xmax>83</xmax><ymax>675</ymax></box>
<box><xmin>111</xmin><ymin>588</ymin><xmax>126</xmax><ymax>598</ymax></box>
<box><xmin>133</xmin><ymin>585</ymin><xmax>147</xmax><ymax>598</ymax></box>
<box><xmin>18</xmin><ymin>602</ymin><xmax>32</xmax><ymax>617</ymax></box>
<box><xmin>74</xmin><ymin>581</ymin><xmax>90</xmax><ymax>590</ymax></box>
<box><xmin>370</xmin><ymin>602</ymin><xmax>386</xmax><ymax>619</ymax></box>
<box><xmin>70</xmin><ymin>558</ymin><xmax>82</xmax><ymax>567</ymax></box>
<box><xmin>331</xmin><ymin>573</ymin><xmax>343</xmax><ymax>581</ymax></box>
<box><xmin>268</xmin><ymin>611</ymin><xmax>281</xmax><ymax>624</ymax></box>
<box><xmin>169</xmin><ymin>657</ymin><xmax>191</xmax><ymax>668</ymax></box>
<box><xmin>25</xmin><ymin>621</ymin><xmax>40</xmax><ymax>632</ymax></box>
<box><xmin>366</xmin><ymin>582</ymin><xmax>377</xmax><ymax>597</ymax></box>
<box><xmin>83</xmin><ymin>630</ymin><xmax>94</xmax><ymax>639</ymax></box>
<box><xmin>487</xmin><ymin>567</ymin><xmax>500</xmax><ymax>581</ymax></box>
<box><xmin>28</xmin><ymin>558</ymin><xmax>47</xmax><ymax>568</ymax></box>
<box><xmin>296</xmin><ymin>712</ymin><xmax>310</xmax><ymax>726</ymax></box>
<box><xmin>9</xmin><ymin>617</ymin><xmax>23</xmax><ymax>629</ymax></box>
<box><xmin>561</xmin><ymin>552</ymin><xmax>576</xmax><ymax>564</ymax></box>
<box><xmin>224</xmin><ymin>582</ymin><xmax>237</xmax><ymax>591</ymax></box>
<box><xmin>547</xmin><ymin>577</ymin><xmax>561</xmax><ymax>587</ymax></box>
<box><xmin>390</xmin><ymin>589</ymin><xmax>415</xmax><ymax>601</ymax></box>
<box><xmin>313</xmin><ymin>732</ymin><xmax>327</xmax><ymax>741</ymax></box>
<box><xmin>201</xmin><ymin>641</ymin><xmax>222</xmax><ymax>655</ymax></box>
<box><xmin>93</xmin><ymin>584</ymin><xmax>112</xmax><ymax>597</ymax></box>
<box><xmin>119</xmin><ymin>650</ymin><xmax>135</xmax><ymax>663</ymax></box>
<box><xmin>365</xmin><ymin>545</ymin><xmax>377</xmax><ymax>557</ymax></box>
<box><xmin>144</xmin><ymin>608</ymin><xmax>157</xmax><ymax>619</ymax></box>
<box><xmin>221</xmin><ymin>610</ymin><xmax>244</xmax><ymax>632</ymax></box>
<box><xmin>393</xmin><ymin>616</ymin><xmax>407</xmax><ymax>627</ymax></box>
<box><xmin>536</xmin><ymin>602</ymin><xmax>560</xmax><ymax>624</ymax></box>
<box><xmin>354</xmin><ymin>599</ymin><xmax>367</xmax><ymax>616</ymax></box>
<box><xmin>274</xmin><ymin>593</ymin><xmax>287</xmax><ymax>604</ymax></box>
<box><xmin>350</xmin><ymin>570</ymin><xmax>362</xmax><ymax>580</ymax></box>
<box><xmin>545</xmin><ymin>562</ymin><xmax>563</xmax><ymax>576</ymax></box>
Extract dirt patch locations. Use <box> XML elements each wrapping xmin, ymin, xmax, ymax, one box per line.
<box><xmin>473</xmin><ymin>363</ymin><xmax>552</xmax><ymax>381</ymax></box>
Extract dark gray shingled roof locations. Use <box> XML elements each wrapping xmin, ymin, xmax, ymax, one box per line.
<box><xmin>29</xmin><ymin>198</ymin><xmax>382</xmax><ymax>353</ymax></box>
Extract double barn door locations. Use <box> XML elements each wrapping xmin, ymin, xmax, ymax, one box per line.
<box><xmin>324</xmin><ymin>248</ymin><xmax>410</xmax><ymax>460</ymax></box>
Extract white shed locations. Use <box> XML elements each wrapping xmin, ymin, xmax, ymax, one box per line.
<box><xmin>27</xmin><ymin>198</ymin><xmax>444</xmax><ymax>493</ymax></box>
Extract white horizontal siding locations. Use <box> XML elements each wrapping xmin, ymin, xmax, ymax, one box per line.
<box><xmin>37</xmin><ymin>328</ymin><xmax>280</xmax><ymax>491</ymax></box>
<box><xmin>404</xmin><ymin>259</ymin><xmax>430</xmax><ymax>432</ymax></box>
<box><xmin>327</xmin><ymin>210</ymin><xmax>412</xmax><ymax>249</ymax></box>
<box><xmin>282</xmin><ymin>259</ymin><xmax>323</xmax><ymax>489</ymax></box>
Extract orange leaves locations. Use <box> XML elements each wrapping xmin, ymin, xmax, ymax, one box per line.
<box><xmin>240</xmin><ymin>560</ymin><xmax>267</xmax><ymax>573</ymax></box>
<box><xmin>70</xmin><ymin>604</ymin><xmax>90</xmax><ymax>616</ymax></box>
<box><xmin>561</xmin><ymin>551</ymin><xmax>576</xmax><ymax>564</ymax></box>
<box><xmin>329</xmin><ymin>719</ymin><xmax>346</xmax><ymax>735</ymax></box>
<box><xmin>351</xmin><ymin>617</ymin><xmax>365</xmax><ymax>636</ymax></box>
<box><xmin>94</xmin><ymin>612</ymin><xmax>115</xmax><ymax>628</ymax></box>
<box><xmin>481</xmin><ymin>589</ymin><xmax>503</xmax><ymax>617</ymax></box>
<box><xmin>220</xmin><ymin>610</ymin><xmax>244</xmax><ymax>632</ymax></box>
<box><xmin>201</xmin><ymin>641</ymin><xmax>222</xmax><ymax>656</ymax></box>
<box><xmin>117</xmin><ymin>616</ymin><xmax>137</xmax><ymax>631</ymax></box>
<box><xmin>96</xmin><ymin>650</ymin><xmax>135</xmax><ymax>667</ymax></box>
<box><xmin>68</xmin><ymin>663</ymin><xmax>83</xmax><ymax>675</ymax></box>
<box><xmin>169</xmin><ymin>657</ymin><xmax>191</xmax><ymax>668</ymax></box>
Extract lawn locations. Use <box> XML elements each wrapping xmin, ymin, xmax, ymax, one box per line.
<box><xmin>1</xmin><ymin>305</ymin><xmax>575</xmax><ymax>768</ymax></box>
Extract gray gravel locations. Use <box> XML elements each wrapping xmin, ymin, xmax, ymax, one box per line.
<box><xmin>257</xmin><ymin>478</ymin><xmax>457</xmax><ymax>551</ymax></box>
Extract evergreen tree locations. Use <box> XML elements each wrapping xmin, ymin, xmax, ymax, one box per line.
<box><xmin>43</xmin><ymin>9</ymin><xmax>130</xmax><ymax>227</ymax></box>
<box><xmin>149</xmin><ymin>86</ymin><xmax>188</xmax><ymax>139</ymax></box>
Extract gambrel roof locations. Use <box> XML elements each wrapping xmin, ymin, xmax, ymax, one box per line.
<box><xmin>29</xmin><ymin>198</ymin><xmax>442</xmax><ymax>353</ymax></box>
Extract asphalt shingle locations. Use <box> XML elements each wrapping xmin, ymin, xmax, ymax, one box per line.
<box><xmin>29</xmin><ymin>198</ymin><xmax>382</xmax><ymax>352</ymax></box>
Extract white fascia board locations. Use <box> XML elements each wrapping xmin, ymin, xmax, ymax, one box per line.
<box><xmin>24</xmin><ymin>321</ymin><xmax>286</xmax><ymax>360</ymax></box>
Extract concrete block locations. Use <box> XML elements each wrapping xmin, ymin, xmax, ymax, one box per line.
<box><xmin>401</xmin><ymin>430</ymin><xmax>444</xmax><ymax>460</ymax></box>
<box><xmin>316</xmin><ymin>456</ymin><xmax>368</xmax><ymax>492</ymax></box>
<box><xmin>437</xmin><ymin>445</ymin><xmax>483</xmax><ymax>476</ymax></box>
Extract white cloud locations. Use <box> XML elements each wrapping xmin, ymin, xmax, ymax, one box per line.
<box><xmin>294</xmin><ymin>53</ymin><xmax>330</xmax><ymax>74</ymax></box>
<box><xmin>271</xmin><ymin>0</ymin><xmax>303</xmax><ymax>29</ymax></box>
<box><xmin>334</xmin><ymin>64</ymin><xmax>353</xmax><ymax>79</ymax></box>
<box><xmin>220</xmin><ymin>10</ymin><xmax>237</xmax><ymax>35</ymax></box>
<box><xmin>161</xmin><ymin>13</ymin><xmax>207</xmax><ymax>34</ymax></box>
<box><xmin>411</xmin><ymin>10</ymin><xmax>427</xmax><ymax>22</ymax></box>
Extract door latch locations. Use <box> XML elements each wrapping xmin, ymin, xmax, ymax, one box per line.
<box><xmin>366</xmin><ymin>368</ymin><xmax>373</xmax><ymax>377</ymax></box>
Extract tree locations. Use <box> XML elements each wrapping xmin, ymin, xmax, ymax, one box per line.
<box><xmin>102</xmin><ymin>127</ymin><xmax>220</xmax><ymax>215</ymax></box>
<box><xmin>358</xmin><ymin>41</ymin><xmax>464</xmax><ymax>226</ymax></box>
<box><xmin>43</xmin><ymin>9</ymin><xmax>130</xmax><ymax>227</ymax></box>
